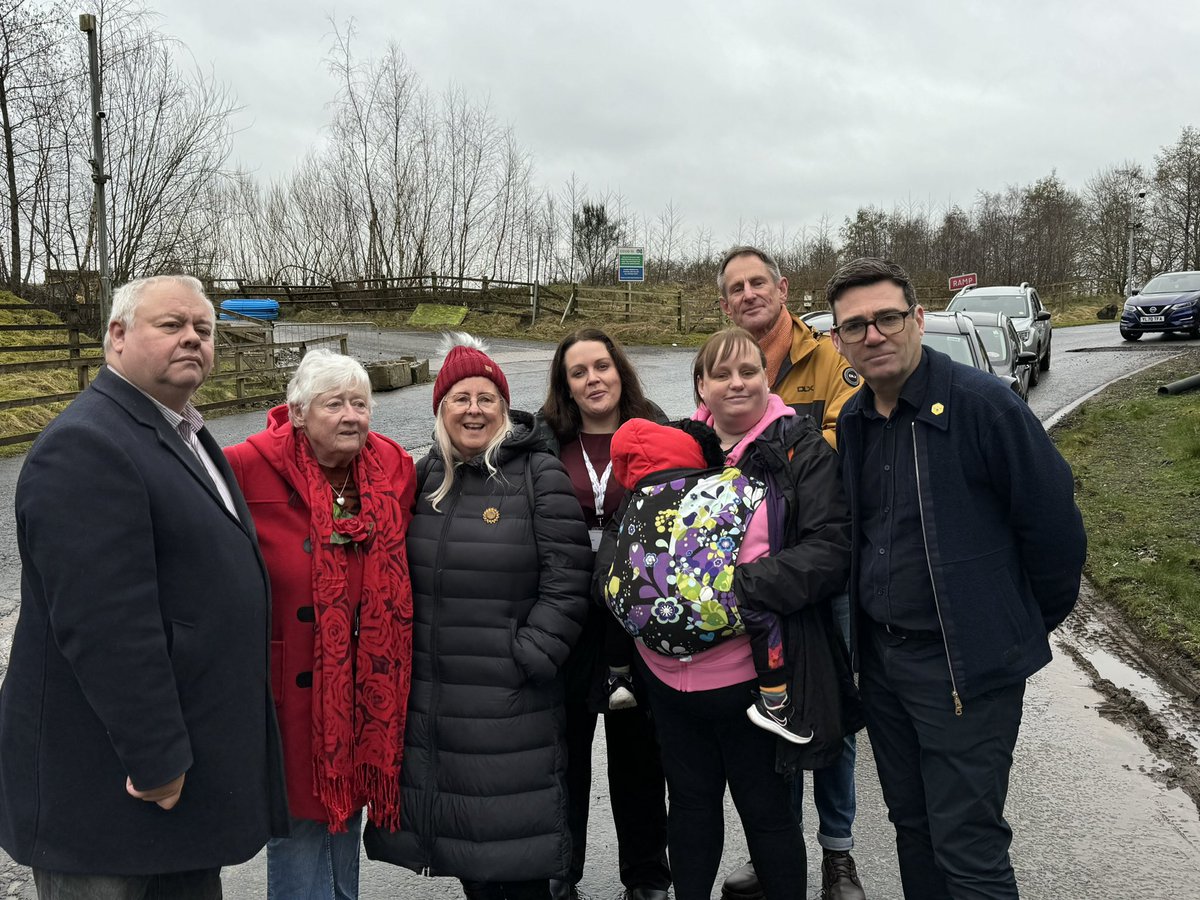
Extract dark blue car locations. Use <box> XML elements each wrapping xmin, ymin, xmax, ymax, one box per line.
<box><xmin>1121</xmin><ymin>270</ymin><xmax>1200</xmax><ymax>341</ymax></box>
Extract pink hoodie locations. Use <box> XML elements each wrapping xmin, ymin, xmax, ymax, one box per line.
<box><xmin>636</xmin><ymin>394</ymin><xmax>795</xmax><ymax>692</ymax></box>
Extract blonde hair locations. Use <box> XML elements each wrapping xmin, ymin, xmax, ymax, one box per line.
<box><xmin>427</xmin><ymin>398</ymin><xmax>514</xmax><ymax>511</ymax></box>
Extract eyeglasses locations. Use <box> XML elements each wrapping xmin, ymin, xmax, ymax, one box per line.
<box><xmin>443</xmin><ymin>393</ymin><xmax>500</xmax><ymax>412</ymax></box>
<box><xmin>832</xmin><ymin>306</ymin><xmax>916</xmax><ymax>344</ymax></box>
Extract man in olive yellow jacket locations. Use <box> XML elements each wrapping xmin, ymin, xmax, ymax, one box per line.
<box><xmin>717</xmin><ymin>246</ymin><xmax>860</xmax><ymax>449</ymax></box>
<box><xmin>716</xmin><ymin>245</ymin><xmax>867</xmax><ymax>900</ymax></box>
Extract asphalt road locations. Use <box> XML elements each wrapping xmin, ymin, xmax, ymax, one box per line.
<box><xmin>1</xmin><ymin>322</ymin><xmax>1199</xmax><ymax>899</ymax></box>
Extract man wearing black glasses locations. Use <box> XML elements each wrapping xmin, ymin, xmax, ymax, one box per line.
<box><xmin>828</xmin><ymin>257</ymin><xmax>1086</xmax><ymax>900</ymax></box>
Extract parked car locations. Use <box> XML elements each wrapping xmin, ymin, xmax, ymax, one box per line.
<box><xmin>799</xmin><ymin>308</ymin><xmax>834</xmax><ymax>334</ymax></box>
<box><xmin>946</xmin><ymin>283</ymin><xmax>1052</xmax><ymax>385</ymax></box>
<box><xmin>1120</xmin><ymin>270</ymin><xmax>1200</xmax><ymax>341</ymax></box>
<box><xmin>960</xmin><ymin>311</ymin><xmax>1037</xmax><ymax>401</ymax></box>
<box><xmin>921</xmin><ymin>311</ymin><xmax>1021</xmax><ymax>396</ymax></box>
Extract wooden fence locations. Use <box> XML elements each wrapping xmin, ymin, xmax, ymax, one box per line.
<box><xmin>0</xmin><ymin>310</ymin><xmax>348</xmax><ymax>447</ymax></box>
<box><xmin>207</xmin><ymin>274</ymin><xmax>561</xmax><ymax>321</ymax></box>
<box><xmin>540</xmin><ymin>283</ymin><xmax>722</xmax><ymax>333</ymax></box>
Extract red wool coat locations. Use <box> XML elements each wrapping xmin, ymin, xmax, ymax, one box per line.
<box><xmin>226</xmin><ymin>405</ymin><xmax>416</xmax><ymax>822</ymax></box>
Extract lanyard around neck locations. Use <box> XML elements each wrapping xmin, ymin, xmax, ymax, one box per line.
<box><xmin>579</xmin><ymin>439</ymin><xmax>613</xmax><ymax>520</ymax></box>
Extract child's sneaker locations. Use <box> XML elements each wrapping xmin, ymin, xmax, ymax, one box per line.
<box><xmin>746</xmin><ymin>694</ymin><xmax>813</xmax><ymax>744</ymax></box>
<box><xmin>607</xmin><ymin>671</ymin><xmax>638</xmax><ymax>710</ymax></box>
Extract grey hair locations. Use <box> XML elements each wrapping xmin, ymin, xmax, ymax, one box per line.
<box><xmin>286</xmin><ymin>349</ymin><xmax>375</xmax><ymax>414</ymax></box>
<box><xmin>427</xmin><ymin>398</ymin><xmax>513</xmax><ymax>511</ymax></box>
<box><xmin>716</xmin><ymin>246</ymin><xmax>784</xmax><ymax>297</ymax></box>
<box><xmin>104</xmin><ymin>275</ymin><xmax>212</xmax><ymax>352</ymax></box>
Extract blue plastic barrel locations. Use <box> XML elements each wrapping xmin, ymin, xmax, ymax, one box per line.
<box><xmin>219</xmin><ymin>298</ymin><xmax>280</xmax><ymax>321</ymax></box>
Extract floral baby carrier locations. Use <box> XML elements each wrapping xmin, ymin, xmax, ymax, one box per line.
<box><xmin>602</xmin><ymin>465</ymin><xmax>767</xmax><ymax>656</ymax></box>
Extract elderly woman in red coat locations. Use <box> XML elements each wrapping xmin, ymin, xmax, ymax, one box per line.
<box><xmin>225</xmin><ymin>349</ymin><xmax>416</xmax><ymax>900</ymax></box>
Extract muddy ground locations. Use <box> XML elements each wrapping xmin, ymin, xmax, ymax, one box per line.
<box><xmin>1060</xmin><ymin>578</ymin><xmax>1200</xmax><ymax>811</ymax></box>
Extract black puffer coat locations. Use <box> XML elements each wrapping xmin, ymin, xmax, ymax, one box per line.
<box><xmin>364</xmin><ymin>412</ymin><xmax>592</xmax><ymax>882</ymax></box>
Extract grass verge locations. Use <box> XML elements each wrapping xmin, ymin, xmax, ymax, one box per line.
<box><xmin>1053</xmin><ymin>348</ymin><xmax>1200</xmax><ymax>664</ymax></box>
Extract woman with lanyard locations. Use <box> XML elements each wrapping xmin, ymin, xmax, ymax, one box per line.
<box><xmin>536</xmin><ymin>328</ymin><xmax>671</xmax><ymax>900</ymax></box>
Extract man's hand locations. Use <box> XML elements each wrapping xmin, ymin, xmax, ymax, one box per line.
<box><xmin>126</xmin><ymin>772</ymin><xmax>186</xmax><ymax>810</ymax></box>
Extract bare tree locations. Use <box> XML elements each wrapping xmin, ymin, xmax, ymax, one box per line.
<box><xmin>1082</xmin><ymin>163</ymin><xmax>1145</xmax><ymax>293</ymax></box>
<box><xmin>1152</xmin><ymin>126</ymin><xmax>1200</xmax><ymax>271</ymax></box>
<box><xmin>655</xmin><ymin>199</ymin><xmax>683</xmax><ymax>282</ymax></box>
<box><xmin>1018</xmin><ymin>172</ymin><xmax>1083</xmax><ymax>288</ymax></box>
<box><xmin>0</xmin><ymin>0</ymin><xmax>69</xmax><ymax>292</ymax></box>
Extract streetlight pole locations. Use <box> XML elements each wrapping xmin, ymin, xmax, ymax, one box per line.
<box><xmin>1125</xmin><ymin>189</ymin><xmax>1147</xmax><ymax>297</ymax></box>
<box><xmin>79</xmin><ymin>14</ymin><xmax>112</xmax><ymax>330</ymax></box>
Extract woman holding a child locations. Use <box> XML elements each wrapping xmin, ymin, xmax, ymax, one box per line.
<box><xmin>598</xmin><ymin>326</ymin><xmax>856</xmax><ymax>900</ymax></box>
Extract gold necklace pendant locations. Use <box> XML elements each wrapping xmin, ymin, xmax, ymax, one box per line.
<box><xmin>482</xmin><ymin>507</ymin><xmax>501</xmax><ymax>525</ymax></box>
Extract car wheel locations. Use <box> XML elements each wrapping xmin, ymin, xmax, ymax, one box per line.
<box><xmin>1039</xmin><ymin>340</ymin><xmax>1051</xmax><ymax>371</ymax></box>
<box><xmin>1120</xmin><ymin>328</ymin><xmax>1141</xmax><ymax>342</ymax></box>
<box><xmin>1029</xmin><ymin>359</ymin><xmax>1040</xmax><ymax>387</ymax></box>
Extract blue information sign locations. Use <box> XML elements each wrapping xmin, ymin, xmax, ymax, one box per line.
<box><xmin>617</xmin><ymin>247</ymin><xmax>645</xmax><ymax>283</ymax></box>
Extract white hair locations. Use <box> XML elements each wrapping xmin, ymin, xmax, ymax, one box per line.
<box><xmin>286</xmin><ymin>349</ymin><xmax>375</xmax><ymax>414</ymax></box>
<box><xmin>104</xmin><ymin>275</ymin><xmax>212</xmax><ymax>352</ymax></box>
<box><xmin>427</xmin><ymin>398</ymin><xmax>513</xmax><ymax>511</ymax></box>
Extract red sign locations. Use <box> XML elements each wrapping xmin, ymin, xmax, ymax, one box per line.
<box><xmin>949</xmin><ymin>272</ymin><xmax>978</xmax><ymax>291</ymax></box>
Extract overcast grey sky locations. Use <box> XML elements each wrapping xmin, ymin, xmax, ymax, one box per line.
<box><xmin>152</xmin><ymin>0</ymin><xmax>1199</xmax><ymax>243</ymax></box>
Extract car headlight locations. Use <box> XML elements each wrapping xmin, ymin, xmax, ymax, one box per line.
<box><xmin>1124</xmin><ymin>300</ymin><xmax>1136</xmax><ymax>311</ymax></box>
<box><xmin>1018</xmin><ymin>329</ymin><xmax>1030</xmax><ymax>342</ymax></box>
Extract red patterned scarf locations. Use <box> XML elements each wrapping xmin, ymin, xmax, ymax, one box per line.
<box><xmin>294</xmin><ymin>434</ymin><xmax>412</xmax><ymax>832</ymax></box>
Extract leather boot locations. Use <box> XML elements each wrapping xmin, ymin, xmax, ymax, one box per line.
<box><xmin>720</xmin><ymin>862</ymin><xmax>765</xmax><ymax>900</ymax></box>
<box><xmin>548</xmin><ymin>879</ymin><xmax>579</xmax><ymax>900</ymax></box>
<box><xmin>626</xmin><ymin>889</ymin><xmax>670</xmax><ymax>900</ymax></box>
<box><xmin>820</xmin><ymin>850</ymin><xmax>866</xmax><ymax>900</ymax></box>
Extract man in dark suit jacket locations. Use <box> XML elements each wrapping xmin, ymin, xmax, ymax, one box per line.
<box><xmin>0</xmin><ymin>275</ymin><xmax>288</xmax><ymax>899</ymax></box>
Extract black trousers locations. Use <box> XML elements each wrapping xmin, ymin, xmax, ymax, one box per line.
<box><xmin>32</xmin><ymin>868</ymin><xmax>221</xmax><ymax>900</ymax></box>
<box><xmin>860</xmin><ymin>622</ymin><xmax>1025</xmax><ymax>900</ymax></box>
<box><xmin>562</xmin><ymin>610</ymin><xmax>670</xmax><ymax>890</ymax></box>
<box><xmin>459</xmin><ymin>879</ymin><xmax>549</xmax><ymax>899</ymax></box>
<box><xmin>640</xmin><ymin>663</ymin><xmax>805</xmax><ymax>900</ymax></box>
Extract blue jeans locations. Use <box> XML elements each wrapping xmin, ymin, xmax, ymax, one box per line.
<box><xmin>790</xmin><ymin>591</ymin><xmax>857</xmax><ymax>852</ymax></box>
<box><xmin>266</xmin><ymin>810</ymin><xmax>362</xmax><ymax>900</ymax></box>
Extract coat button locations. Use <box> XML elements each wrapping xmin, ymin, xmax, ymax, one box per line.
<box><xmin>295</xmin><ymin>671</ymin><xmax>313</xmax><ymax>688</ymax></box>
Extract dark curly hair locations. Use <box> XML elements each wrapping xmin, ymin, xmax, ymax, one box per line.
<box><xmin>541</xmin><ymin>327</ymin><xmax>656</xmax><ymax>442</ymax></box>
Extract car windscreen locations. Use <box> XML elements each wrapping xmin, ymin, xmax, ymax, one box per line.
<box><xmin>974</xmin><ymin>326</ymin><xmax>1010</xmax><ymax>364</ymax></box>
<box><xmin>949</xmin><ymin>294</ymin><xmax>1029</xmax><ymax>319</ymax></box>
<box><xmin>921</xmin><ymin>332</ymin><xmax>977</xmax><ymax>367</ymax></box>
<box><xmin>1142</xmin><ymin>272</ymin><xmax>1200</xmax><ymax>294</ymax></box>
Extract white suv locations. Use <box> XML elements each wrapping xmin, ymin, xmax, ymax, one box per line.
<box><xmin>946</xmin><ymin>283</ymin><xmax>1052</xmax><ymax>386</ymax></box>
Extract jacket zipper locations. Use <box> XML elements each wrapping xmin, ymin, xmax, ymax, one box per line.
<box><xmin>911</xmin><ymin>425</ymin><xmax>964</xmax><ymax>716</ymax></box>
<box><xmin>421</xmin><ymin>482</ymin><xmax>462</xmax><ymax>874</ymax></box>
